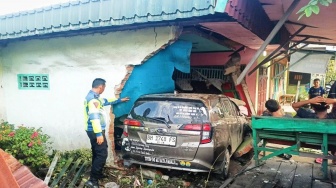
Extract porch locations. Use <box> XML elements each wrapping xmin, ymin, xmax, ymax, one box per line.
<box><xmin>228</xmin><ymin>156</ymin><xmax>336</xmax><ymax>188</ymax></box>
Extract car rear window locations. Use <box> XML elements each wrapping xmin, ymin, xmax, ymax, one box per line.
<box><xmin>129</xmin><ymin>100</ymin><xmax>209</xmax><ymax>124</ymax></box>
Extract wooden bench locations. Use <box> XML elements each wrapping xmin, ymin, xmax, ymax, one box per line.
<box><xmin>252</xmin><ymin>116</ymin><xmax>336</xmax><ymax>179</ymax></box>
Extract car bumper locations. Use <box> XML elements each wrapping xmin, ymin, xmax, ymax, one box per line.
<box><xmin>122</xmin><ymin>154</ymin><xmax>212</xmax><ymax>173</ymax></box>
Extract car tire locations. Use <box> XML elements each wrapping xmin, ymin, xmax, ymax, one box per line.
<box><xmin>114</xmin><ymin>127</ymin><xmax>123</xmax><ymax>151</ymax></box>
<box><xmin>219</xmin><ymin>148</ymin><xmax>230</xmax><ymax>179</ymax></box>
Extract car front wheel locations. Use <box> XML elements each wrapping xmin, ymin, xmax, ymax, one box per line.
<box><xmin>219</xmin><ymin>148</ymin><xmax>230</xmax><ymax>179</ymax></box>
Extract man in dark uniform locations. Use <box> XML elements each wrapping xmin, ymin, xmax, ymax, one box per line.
<box><xmin>84</xmin><ymin>78</ymin><xmax>129</xmax><ymax>188</ymax></box>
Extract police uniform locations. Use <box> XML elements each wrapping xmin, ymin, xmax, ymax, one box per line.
<box><xmin>84</xmin><ymin>90</ymin><xmax>121</xmax><ymax>181</ymax></box>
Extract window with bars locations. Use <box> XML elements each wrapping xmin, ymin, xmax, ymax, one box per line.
<box><xmin>17</xmin><ymin>74</ymin><xmax>49</xmax><ymax>90</ymax></box>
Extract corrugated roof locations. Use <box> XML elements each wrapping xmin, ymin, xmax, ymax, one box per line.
<box><xmin>0</xmin><ymin>0</ymin><xmax>216</xmax><ymax>41</ymax></box>
<box><xmin>224</xmin><ymin>0</ymin><xmax>273</xmax><ymax>40</ymax></box>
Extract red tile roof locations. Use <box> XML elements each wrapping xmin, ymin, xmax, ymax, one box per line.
<box><xmin>0</xmin><ymin>149</ymin><xmax>49</xmax><ymax>188</ymax></box>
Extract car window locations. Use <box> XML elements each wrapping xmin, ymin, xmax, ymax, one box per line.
<box><xmin>129</xmin><ymin>100</ymin><xmax>209</xmax><ymax>124</ymax></box>
<box><xmin>229</xmin><ymin>100</ymin><xmax>240</xmax><ymax>116</ymax></box>
<box><xmin>210</xmin><ymin>98</ymin><xmax>225</xmax><ymax>119</ymax></box>
<box><xmin>220</xmin><ymin>98</ymin><xmax>234</xmax><ymax>117</ymax></box>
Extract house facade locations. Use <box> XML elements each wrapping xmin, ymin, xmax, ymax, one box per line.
<box><xmin>0</xmin><ymin>0</ymin><xmax>285</xmax><ymax>152</ymax></box>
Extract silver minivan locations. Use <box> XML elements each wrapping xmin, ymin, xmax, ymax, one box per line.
<box><xmin>121</xmin><ymin>93</ymin><xmax>248</xmax><ymax>178</ymax></box>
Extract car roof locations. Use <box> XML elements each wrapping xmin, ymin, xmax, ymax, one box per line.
<box><xmin>138</xmin><ymin>93</ymin><xmax>246</xmax><ymax>107</ymax></box>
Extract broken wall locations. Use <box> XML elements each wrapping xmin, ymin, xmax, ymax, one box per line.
<box><xmin>0</xmin><ymin>26</ymin><xmax>179</xmax><ymax>150</ymax></box>
<box><xmin>190</xmin><ymin>48</ymin><xmax>258</xmax><ymax>107</ymax></box>
<box><xmin>114</xmin><ymin>40</ymin><xmax>192</xmax><ymax>117</ymax></box>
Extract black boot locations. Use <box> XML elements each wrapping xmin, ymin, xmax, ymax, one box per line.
<box><xmin>85</xmin><ymin>179</ymin><xmax>99</xmax><ymax>188</ymax></box>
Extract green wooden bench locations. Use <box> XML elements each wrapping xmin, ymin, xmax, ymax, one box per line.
<box><xmin>252</xmin><ymin>116</ymin><xmax>336</xmax><ymax>179</ymax></box>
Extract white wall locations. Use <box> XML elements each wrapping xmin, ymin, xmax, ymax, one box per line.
<box><xmin>0</xmin><ymin>26</ymin><xmax>177</xmax><ymax>150</ymax></box>
<box><xmin>0</xmin><ymin>55</ymin><xmax>6</xmax><ymax>120</ymax></box>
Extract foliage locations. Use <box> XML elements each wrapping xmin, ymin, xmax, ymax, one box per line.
<box><xmin>49</xmin><ymin>149</ymin><xmax>92</xmax><ymax>186</ymax></box>
<box><xmin>325</xmin><ymin>60</ymin><xmax>336</xmax><ymax>84</ymax></box>
<box><xmin>297</xmin><ymin>0</ymin><xmax>333</xmax><ymax>19</ymax></box>
<box><xmin>0</xmin><ymin>120</ymin><xmax>52</xmax><ymax>172</ymax></box>
<box><xmin>0</xmin><ymin>121</ymin><xmax>15</xmax><ymax>148</ymax></box>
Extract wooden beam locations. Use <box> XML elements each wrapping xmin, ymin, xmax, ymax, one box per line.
<box><xmin>247</xmin><ymin>25</ymin><xmax>306</xmax><ymax>76</ymax></box>
<box><xmin>236</xmin><ymin>0</ymin><xmax>302</xmax><ymax>85</ymax></box>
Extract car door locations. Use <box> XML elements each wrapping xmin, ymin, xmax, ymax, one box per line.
<box><xmin>219</xmin><ymin>98</ymin><xmax>237</xmax><ymax>149</ymax></box>
<box><xmin>209</xmin><ymin>98</ymin><xmax>230</xmax><ymax>156</ymax></box>
<box><xmin>227</xmin><ymin>100</ymin><xmax>244</xmax><ymax>150</ymax></box>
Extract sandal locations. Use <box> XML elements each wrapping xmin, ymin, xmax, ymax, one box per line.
<box><xmin>278</xmin><ymin>153</ymin><xmax>292</xmax><ymax>160</ymax></box>
<box><xmin>315</xmin><ymin>158</ymin><xmax>323</xmax><ymax>164</ymax></box>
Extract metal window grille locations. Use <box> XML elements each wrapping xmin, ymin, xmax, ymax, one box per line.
<box><xmin>174</xmin><ymin>66</ymin><xmax>228</xmax><ymax>81</ymax></box>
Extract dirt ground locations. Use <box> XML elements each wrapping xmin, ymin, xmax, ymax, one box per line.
<box><xmin>95</xmin><ymin>150</ymin><xmax>254</xmax><ymax>188</ymax></box>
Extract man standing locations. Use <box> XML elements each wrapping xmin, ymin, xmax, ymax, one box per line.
<box><xmin>308</xmin><ymin>78</ymin><xmax>325</xmax><ymax>99</ymax></box>
<box><xmin>84</xmin><ymin>78</ymin><xmax>129</xmax><ymax>188</ymax></box>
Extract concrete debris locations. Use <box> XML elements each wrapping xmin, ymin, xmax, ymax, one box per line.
<box><xmin>133</xmin><ymin>177</ymin><xmax>141</xmax><ymax>187</ymax></box>
<box><xmin>162</xmin><ymin>175</ymin><xmax>169</xmax><ymax>180</ymax></box>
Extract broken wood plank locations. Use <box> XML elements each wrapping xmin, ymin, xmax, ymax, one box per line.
<box><xmin>272</xmin><ymin>160</ymin><xmax>297</xmax><ymax>188</ymax></box>
<box><xmin>292</xmin><ymin>162</ymin><xmax>313</xmax><ymax>188</ymax></box>
<box><xmin>233</xmin><ymin>137</ymin><xmax>253</xmax><ymax>158</ymax></box>
<box><xmin>219</xmin><ymin>161</ymin><xmax>253</xmax><ymax>188</ymax></box>
<box><xmin>44</xmin><ymin>151</ymin><xmax>61</xmax><ymax>185</ymax></box>
<box><xmin>59</xmin><ymin>158</ymin><xmax>82</xmax><ymax>188</ymax></box>
<box><xmin>50</xmin><ymin>157</ymin><xmax>74</xmax><ymax>187</ymax></box>
<box><xmin>246</xmin><ymin>159</ymin><xmax>281</xmax><ymax>188</ymax></box>
<box><xmin>313</xmin><ymin>162</ymin><xmax>326</xmax><ymax>180</ymax></box>
<box><xmin>312</xmin><ymin>179</ymin><xmax>333</xmax><ymax>188</ymax></box>
<box><xmin>312</xmin><ymin>162</ymin><xmax>333</xmax><ymax>188</ymax></box>
<box><xmin>68</xmin><ymin>161</ymin><xmax>89</xmax><ymax>188</ymax></box>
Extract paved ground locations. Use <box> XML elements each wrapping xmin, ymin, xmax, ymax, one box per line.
<box><xmin>228</xmin><ymin>155</ymin><xmax>336</xmax><ymax>188</ymax></box>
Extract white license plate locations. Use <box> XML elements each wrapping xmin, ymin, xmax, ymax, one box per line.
<box><xmin>146</xmin><ymin>134</ymin><xmax>176</xmax><ymax>146</ymax></box>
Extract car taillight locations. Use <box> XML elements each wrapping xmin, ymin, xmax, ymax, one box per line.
<box><xmin>201</xmin><ymin>123</ymin><xmax>211</xmax><ymax>144</ymax></box>
<box><xmin>180</xmin><ymin>124</ymin><xmax>202</xmax><ymax>131</ymax></box>
<box><xmin>124</xmin><ymin>119</ymin><xmax>142</xmax><ymax>126</ymax></box>
<box><xmin>180</xmin><ymin>123</ymin><xmax>212</xmax><ymax>144</ymax></box>
<box><xmin>123</xmin><ymin>119</ymin><xmax>142</xmax><ymax>137</ymax></box>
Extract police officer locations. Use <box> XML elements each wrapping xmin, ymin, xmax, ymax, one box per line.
<box><xmin>84</xmin><ymin>78</ymin><xmax>129</xmax><ymax>188</ymax></box>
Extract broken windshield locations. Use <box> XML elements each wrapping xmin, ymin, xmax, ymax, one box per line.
<box><xmin>129</xmin><ymin>100</ymin><xmax>208</xmax><ymax>124</ymax></box>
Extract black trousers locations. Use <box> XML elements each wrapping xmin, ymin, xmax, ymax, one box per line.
<box><xmin>86</xmin><ymin>131</ymin><xmax>108</xmax><ymax>180</ymax></box>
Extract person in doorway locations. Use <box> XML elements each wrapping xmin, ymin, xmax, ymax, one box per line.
<box><xmin>84</xmin><ymin>78</ymin><xmax>129</xmax><ymax>188</ymax></box>
<box><xmin>263</xmin><ymin>99</ymin><xmax>292</xmax><ymax>160</ymax></box>
<box><xmin>292</xmin><ymin>96</ymin><xmax>336</xmax><ymax>164</ymax></box>
<box><xmin>308</xmin><ymin>78</ymin><xmax>325</xmax><ymax>99</ymax></box>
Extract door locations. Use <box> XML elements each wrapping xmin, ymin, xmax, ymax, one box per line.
<box><xmin>257</xmin><ymin>67</ymin><xmax>268</xmax><ymax>115</ymax></box>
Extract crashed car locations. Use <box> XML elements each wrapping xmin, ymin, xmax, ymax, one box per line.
<box><xmin>121</xmin><ymin>93</ymin><xmax>249</xmax><ymax>178</ymax></box>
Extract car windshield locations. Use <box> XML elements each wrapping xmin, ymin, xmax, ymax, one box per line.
<box><xmin>129</xmin><ymin>100</ymin><xmax>208</xmax><ymax>124</ymax></box>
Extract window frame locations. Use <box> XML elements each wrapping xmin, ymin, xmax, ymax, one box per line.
<box><xmin>17</xmin><ymin>74</ymin><xmax>50</xmax><ymax>90</ymax></box>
